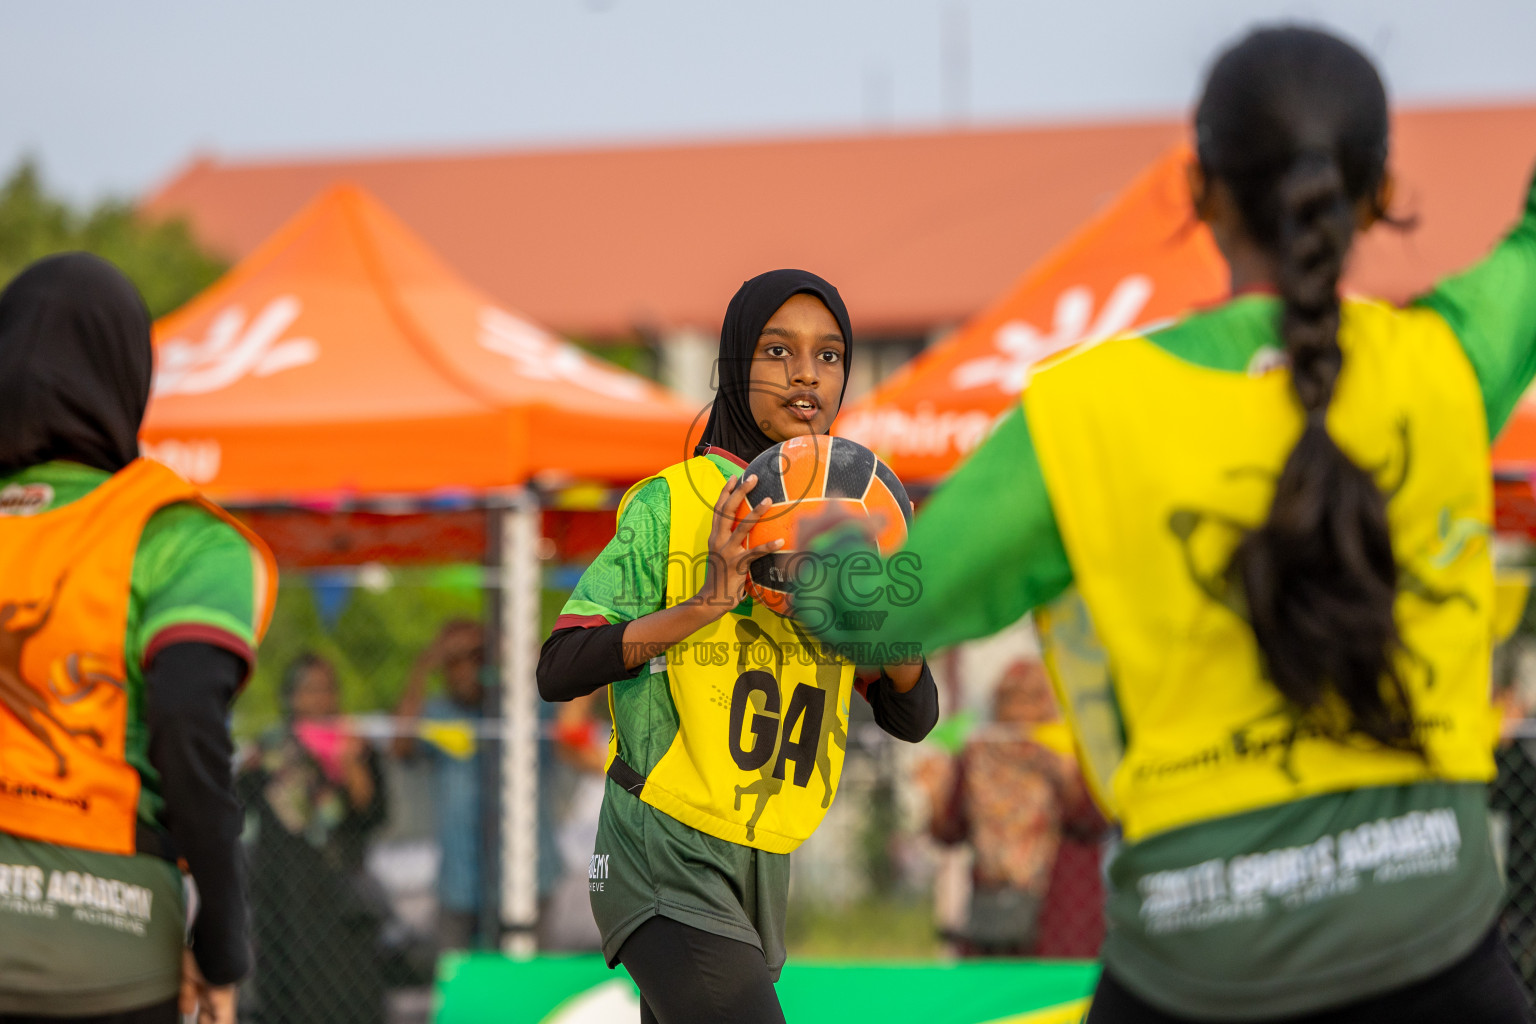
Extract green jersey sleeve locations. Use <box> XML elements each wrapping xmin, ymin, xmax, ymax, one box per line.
<box><xmin>558</xmin><ymin>478</ymin><xmax>672</xmax><ymax>626</ymax></box>
<box><xmin>807</xmin><ymin>405</ymin><xmax>1073</xmax><ymax>655</ymax></box>
<box><xmin>1417</xmin><ymin>165</ymin><xmax>1536</xmax><ymax>437</ymax></box>
<box><xmin>129</xmin><ymin>502</ymin><xmax>261</xmax><ymax>671</ymax></box>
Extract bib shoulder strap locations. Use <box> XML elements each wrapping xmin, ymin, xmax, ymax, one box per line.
<box><xmin>616</xmin><ymin>475</ymin><xmax>662</xmax><ymax>525</ymax></box>
<box><xmin>617</xmin><ymin>458</ymin><xmax>728</xmax><ymax>524</ymax></box>
<box><xmin>21</xmin><ymin>457</ymin><xmax>200</xmax><ymax>519</ymax></box>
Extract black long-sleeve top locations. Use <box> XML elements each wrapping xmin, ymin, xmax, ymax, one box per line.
<box><xmin>143</xmin><ymin>642</ymin><xmax>251</xmax><ymax>985</ymax></box>
<box><xmin>538</xmin><ymin>622</ymin><xmax>939</xmax><ymax>743</ymax></box>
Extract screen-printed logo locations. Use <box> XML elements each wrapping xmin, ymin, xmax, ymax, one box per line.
<box><xmin>0</xmin><ymin>484</ymin><xmax>53</xmax><ymax>517</ymax></box>
<box><xmin>478</xmin><ymin>307</ymin><xmax>651</xmax><ymax>401</ymax></box>
<box><xmin>950</xmin><ymin>275</ymin><xmax>1153</xmax><ymax>392</ymax></box>
<box><xmin>155</xmin><ymin>296</ymin><xmax>319</xmax><ymax>397</ymax></box>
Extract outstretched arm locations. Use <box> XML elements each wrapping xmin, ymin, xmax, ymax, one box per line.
<box><xmin>1418</xmin><ymin>164</ymin><xmax>1536</xmax><ymax>437</ymax></box>
<box><xmin>801</xmin><ymin>406</ymin><xmax>1075</xmax><ymax>658</ymax></box>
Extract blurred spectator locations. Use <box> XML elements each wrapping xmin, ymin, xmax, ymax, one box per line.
<box><xmin>394</xmin><ymin>619</ymin><xmax>493</xmax><ymax>950</ymax></box>
<box><xmin>927</xmin><ymin>659</ymin><xmax>1100</xmax><ymax>957</ymax></box>
<box><xmin>240</xmin><ymin>653</ymin><xmax>389</xmax><ymax>1024</ymax></box>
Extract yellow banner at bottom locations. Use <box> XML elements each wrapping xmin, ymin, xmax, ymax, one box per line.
<box><xmin>986</xmin><ymin>997</ymin><xmax>1091</xmax><ymax>1024</ymax></box>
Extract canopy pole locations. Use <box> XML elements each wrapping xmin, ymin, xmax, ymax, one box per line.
<box><xmin>498</xmin><ymin>496</ymin><xmax>542</xmax><ymax>956</ymax></box>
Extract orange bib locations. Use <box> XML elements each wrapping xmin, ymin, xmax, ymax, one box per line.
<box><xmin>0</xmin><ymin>459</ymin><xmax>276</xmax><ymax>855</ymax></box>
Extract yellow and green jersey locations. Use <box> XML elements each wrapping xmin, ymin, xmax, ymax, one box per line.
<box><xmin>806</xmin><ymin>170</ymin><xmax>1536</xmax><ymax>1018</ymax></box>
<box><xmin>557</xmin><ymin>452</ymin><xmax>795</xmax><ymax>975</ymax></box>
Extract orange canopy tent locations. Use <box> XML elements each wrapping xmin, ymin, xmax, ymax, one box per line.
<box><xmin>837</xmin><ymin>145</ymin><xmax>1226</xmax><ymax>483</ymax></box>
<box><xmin>839</xmin><ymin>143</ymin><xmax>1536</xmax><ymax>539</ymax></box>
<box><xmin>141</xmin><ymin>183</ymin><xmax>697</xmax><ymax>502</ymax></box>
<box><xmin>140</xmin><ymin>184</ymin><xmax>700</xmax><ymax>952</ymax></box>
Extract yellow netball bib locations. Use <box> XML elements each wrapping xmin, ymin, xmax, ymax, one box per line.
<box><xmin>1027</xmin><ymin>299</ymin><xmax>1499</xmax><ymax>842</ymax></box>
<box><xmin>607</xmin><ymin>458</ymin><xmax>856</xmax><ymax>854</ymax></box>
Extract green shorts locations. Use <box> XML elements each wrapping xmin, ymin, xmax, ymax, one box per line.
<box><xmin>0</xmin><ymin>832</ymin><xmax>185</xmax><ymax>1016</ymax></box>
<box><xmin>589</xmin><ymin>778</ymin><xmax>790</xmax><ymax>980</ymax></box>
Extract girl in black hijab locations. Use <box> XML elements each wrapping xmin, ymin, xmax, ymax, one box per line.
<box><xmin>539</xmin><ymin>270</ymin><xmax>937</xmax><ymax>1023</ymax></box>
<box><xmin>0</xmin><ymin>253</ymin><xmax>270</xmax><ymax>1024</ymax></box>
<box><xmin>693</xmin><ymin>268</ymin><xmax>855</xmax><ymax>464</ymax></box>
<box><xmin>0</xmin><ymin>252</ymin><xmax>152</xmax><ymax>475</ymax></box>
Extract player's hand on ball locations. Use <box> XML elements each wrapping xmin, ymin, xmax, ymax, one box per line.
<box><xmin>698</xmin><ymin>473</ymin><xmax>783</xmax><ymax>615</ymax></box>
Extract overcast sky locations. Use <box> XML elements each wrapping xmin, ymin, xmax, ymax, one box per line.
<box><xmin>7</xmin><ymin>0</ymin><xmax>1536</xmax><ymax>202</ymax></box>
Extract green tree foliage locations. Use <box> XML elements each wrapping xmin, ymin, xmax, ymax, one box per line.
<box><xmin>238</xmin><ymin>568</ymin><xmax>484</xmax><ymax>737</ymax></box>
<box><xmin>0</xmin><ymin>160</ymin><xmax>226</xmax><ymax>318</ymax></box>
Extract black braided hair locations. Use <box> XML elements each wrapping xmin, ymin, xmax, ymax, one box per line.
<box><xmin>1197</xmin><ymin>27</ymin><xmax>1417</xmax><ymax>752</ymax></box>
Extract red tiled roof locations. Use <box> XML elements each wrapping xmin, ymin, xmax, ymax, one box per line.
<box><xmin>143</xmin><ymin>105</ymin><xmax>1536</xmax><ymax>338</ymax></box>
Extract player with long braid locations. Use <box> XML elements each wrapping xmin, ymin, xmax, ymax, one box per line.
<box><xmin>801</xmin><ymin>26</ymin><xmax>1535</xmax><ymax>1021</ymax></box>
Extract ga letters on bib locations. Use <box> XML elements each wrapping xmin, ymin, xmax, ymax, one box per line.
<box><xmin>606</xmin><ymin>458</ymin><xmax>857</xmax><ymax>855</ymax></box>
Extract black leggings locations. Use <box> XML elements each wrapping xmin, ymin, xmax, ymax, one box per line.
<box><xmin>619</xmin><ymin>915</ymin><xmax>786</xmax><ymax>1024</ymax></box>
<box><xmin>1087</xmin><ymin>927</ymin><xmax>1530</xmax><ymax>1023</ymax></box>
<box><xmin>0</xmin><ymin>997</ymin><xmax>178</xmax><ymax>1024</ymax></box>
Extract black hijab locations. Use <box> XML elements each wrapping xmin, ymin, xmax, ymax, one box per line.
<box><xmin>0</xmin><ymin>252</ymin><xmax>152</xmax><ymax>476</ymax></box>
<box><xmin>695</xmin><ymin>268</ymin><xmax>853</xmax><ymax>464</ymax></box>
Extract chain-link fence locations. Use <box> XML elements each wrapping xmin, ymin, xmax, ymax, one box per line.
<box><xmin>1494</xmin><ymin>734</ymin><xmax>1536</xmax><ymax>999</ymax></box>
<box><xmin>231</xmin><ymin>562</ymin><xmax>566</xmax><ymax>1024</ymax></box>
<box><xmin>233</xmin><ymin>566</ymin><xmax>1113</xmax><ymax>1021</ymax></box>
<box><xmin>231</xmin><ymin>564</ymin><xmax>1111</xmax><ymax>1020</ymax></box>
<box><xmin>1492</xmin><ymin>586</ymin><xmax>1536</xmax><ymax>1002</ymax></box>
<box><xmin>235</xmin><ymin>564</ymin><xmax>1536</xmax><ymax>1021</ymax></box>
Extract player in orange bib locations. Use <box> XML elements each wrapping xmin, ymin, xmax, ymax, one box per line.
<box><xmin>0</xmin><ymin>254</ymin><xmax>277</xmax><ymax>1023</ymax></box>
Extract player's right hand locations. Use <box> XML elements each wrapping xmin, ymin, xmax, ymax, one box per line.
<box><xmin>698</xmin><ymin>473</ymin><xmax>781</xmax><ymax>614</ymax></box>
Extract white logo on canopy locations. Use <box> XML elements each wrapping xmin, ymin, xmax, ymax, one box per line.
<box><xmin>141</xmin><ymin>439</ymin><xmax>222</xmax><ymax>484</ymax></box>
<box><xmin>950</xmin><ymin>275</ymin><xmax>1154</xmax><ymax>393</ymax></box>
<box><xmin>155</xmin><ymin>296</ymin><xmax>319</xmax><ymax>397</ymax></box>
<box><xmin>477</xmin><ymin>307</ymin><xmax>649</xmax><ymax>402</ymax></box>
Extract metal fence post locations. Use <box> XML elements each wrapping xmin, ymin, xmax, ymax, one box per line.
<box><xmin>498</xmin><ymin>496</ymin><xmax>541</xmax><ymax>956</ymax></box>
